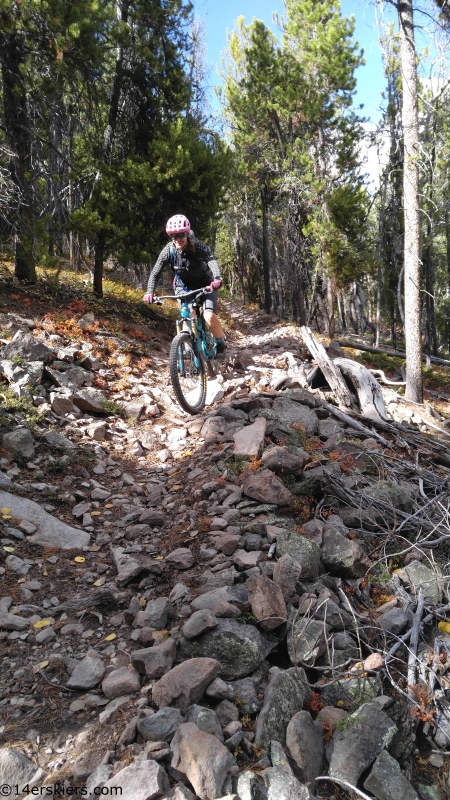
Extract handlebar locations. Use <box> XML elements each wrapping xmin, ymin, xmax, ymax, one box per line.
<box><xmin>153</xmin><ymin>287</ymin><xmax>212</xmax><ymax>305</ymax></box>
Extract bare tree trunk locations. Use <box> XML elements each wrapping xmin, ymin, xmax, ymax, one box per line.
<box><xmin>399</xmin><ymin>0</ymin><xmax>422</xmax><ymax>402</ymax></box>
<box><xmin>261</xmin><ymin>186</ymin><xmax>272</xmax><ymax>313</ymax></box>
<box><xmin>446</xmin><ymin>211</ymin><xmax>450</xmax><ymax>353</ymax></box>
<box><xmin>327</xmin><ymin>278</ymin><xmax>335</xmax><ymax>338</ymax></box>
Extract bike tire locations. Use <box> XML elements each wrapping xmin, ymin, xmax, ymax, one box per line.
<box><xmin>169</xmin><ymin>331</ymin><xmax>207</xmax><ymax>414</ymax></box>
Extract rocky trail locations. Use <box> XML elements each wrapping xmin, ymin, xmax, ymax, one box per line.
<box><xmin>0</xmin><ymin>289</ymin><xmax>450</xmax><ymax>800</ymax></box>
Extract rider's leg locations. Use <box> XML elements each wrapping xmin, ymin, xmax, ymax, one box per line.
<box><xmin>203</xmin><ymin>310</ymin><xmax>224</xmax><ymax>338</ymax></box>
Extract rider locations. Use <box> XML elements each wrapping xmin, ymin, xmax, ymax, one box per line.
<box><xmin>143</xmin><ymin>215</ymin><xmax>227</xmax><ymax>355</ymax></box>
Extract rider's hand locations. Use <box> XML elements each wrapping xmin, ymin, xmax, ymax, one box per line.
<box><xmin>208</xmin><ymin>279</ymin><xmax>222</xmax><ymax>291</ymax></box>
<box><xmin>143</xmin><ymin>293</ymin><xmax>154</xmax><ymax>303</ymax></box>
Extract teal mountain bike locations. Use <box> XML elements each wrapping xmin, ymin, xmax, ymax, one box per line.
<box><xmin>155</xmin><ymin>287</ymin><xmax>220</xmax><ymax>415</ymax></box>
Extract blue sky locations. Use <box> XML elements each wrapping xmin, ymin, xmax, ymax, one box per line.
<box><xmin>194</xmin><ymin>0</ymin><xmax>394</xmax><ymax>124</ymax></box>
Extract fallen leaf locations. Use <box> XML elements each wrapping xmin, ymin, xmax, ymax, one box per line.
<box><xmin>183</xmin><ymin>451</ymin><xmax>192</xmax><ymax>456</ymax></box>
<box><xmin>2</xmin><ymin>515</ymin><xmax>12</xmax><ymax>520</ymax></box>
<box><xmin>74</xmin><ymin>556</ymin><xmax>86</xmax><ymax>563</ymax></box>
<box><xmin>172</xmin><ymin>485</ymin><xmax>182</xmax><ymax>491</ymax></box>
<box><xmin>91</xmin><ymin>511</ymin><xmax>101</xmax><ymax>516</ymax></box>
<box><xmin>1</xmin><ymin>507</ymin><xmax>11</xmax><ymax>513</ymax></box>
<box><xmin>154</xmin><ymin>555</ymin><xmax>164</xmax><ymax>561</ymax></box>
<box><xmin>3</xmin><ymin>546</ymin><xmax>15</xmax><ymax>552</ymax></box>
<box><xmin>438</xmin><ymin>621</ymin><xmax>450</xmax><ymax>634</ymax></box>
<box><xmin>32</xmin><ymin>660</ymin><xmax>49</xmax><ymax>674</ymax></box>
<box><xmin>93</xmin><ymin>577</ymin><xmax>106</xmax><ymax>587</ymax></box>
<box><xmin>33</xmin><ymin>619</ymin><xmax>52</xmax><ymax>630</ymax></box>
<box><xmin>104</xmin><ymin>633</ymin><xmax>116</xmax><ymax>641</ymax></box>
<box><xmin>392</xmin><ymin>568</ymin><xmax>402</xmax><ymax>575</ymax></box>
<box><xmin>105</xmin><ymin>504</ymin><xmax>114</xmax><ymax>509</ymax></box>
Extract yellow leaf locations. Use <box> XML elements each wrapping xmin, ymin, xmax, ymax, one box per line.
<box><xmin>105</xmin><ymin>504</ymin><xmax>114</xmax><ymax>508</ymax></box>
<box><xmin>2</xmin><ymin>515</ymin><xmax>12</xmax><ymax>520</ymax></box>
<box><xmin>1</xmin><ymin>507</ymin><xmax>11</xmax><ymax>513</ymax></box>
<box><xmin>172</xmin><ymin>485</ymin><xmax>182</xmax><ymax>491</ymax></box>
<box><xmin>438</xmin><ymin>621</ymin><xmax>450</xmax><ymax>634</ymax></box>
<box><xmin>392</xmin><ymin>568</ymin><xmax>402</xmax><ymax>575</ymax></box>
<box><xmin>32</xmin><ymin>660</ymin><xmax>49</xmax><ymax>674</ymax></box>
<box><xmin>154</xmin><ymin>555</ymin><xmax>164</xmax><ymax>561</ymax></box>
<box><xmin>183</xmin><ymin>451</ymin><xmax>192</xmax><ymax>456</ymax></box>
<box><xmin>74</xmin><ymin>556</ymin><xmax>85</xmax><ymax>563</ymax></box>
<box><xmin>170</xmin><ymin>470</ymin><xmax>181</xmax><ymax>476</ymax></box>
<box><xmin>3</xmin><ymin>546</ymin><xmax>15</xmax><ymax>552</ymax></box>
<box><xmin>43</xmin><ymin>570</ymin><xmax>48</xmax><ymax>576</ymax></box>
<box><xmin>139</xmin><ymin>596</ymin><xmax>146</xmax><ymax>607</ymax></box>
<box><xmin>105</xmin><ymin>633</ymin><xmax>116</xmax><ymax>641</ymax></box>
<box><xmin>336</xmin><ymin>700</ymin><xmax>346</xmax><ymax>707</ymax></box>
<box><xmin>93</xmin><ymin>577</ymin><xmax>106</xmax><ymax>587</ymax></box>
<box><xmin>33</xmin><ymin>619</ymin><xmax>52</xmax><ymax>630</ymax></box>
<box><xmin>91</xmin><ymin>511</ymin><xmax>101</xmax><ymax>516</ymax></box>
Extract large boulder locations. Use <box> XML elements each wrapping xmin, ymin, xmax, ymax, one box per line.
<box><xmin>241</xmin><ymin>469</ymin><xmax>294</xmax><ymax>507</ymax></box>
<box><xmin>102</xmin><ymin>760</ymin><xmax>169</xmax><ymax>800</ymax></box>
<box><xmin>0</xmin><ymin>490</ymin><xmax>90</xmax><ymax>550</ymax></box>
<box><xmin>152</xmin><ymin>658</ymin><xmax>220</xmax><ymax>712</ymax></box>
<box><xmin>286</xmin><ymin>710</ymin><xmax>324</xmax><ymax>784</ymax></box>
<box><xmin>1</xmin><ymin>331</ymin><xmax>52</xmax><ymax>361</ymax></box>
<box><xmin>329</xmin><ymin>701</ymin><xmax>397</xmax><ymax>785</ymax></box>
<box><xmin>276</xmin><ymin>531</ymin><xmax>321</xmax><ymax>580</ymax></box>
<box><xmin>364</xmin><ymin>750</ymin><xmax>419</xmax><ymax>800</ymax></box>
<box><xmin>254</xmin><ymin>667</ymin><xmax>311</xmax><ymax>750</ymax></box>
<box><xmin>321</xmin><ymin>528</ymin><xmax>371</xmax><ymax>578</ymax></box>
<box><xmin>2</xmin><ymin>428</ymin><xmax>35</xmax><ymax>460</ymax></box>
<box><xmin>170</xmin><ymin>723</ymin><xmax>234</xmax><ymax>799</ymax></box>
<box><xmin>0</xmin><ymin>748</ymin><xmax>46</xmax><ymax>791</ymax></box>
<box><xmin>179</xmin><ymin>618</ymin><xmax>277</xmax><ymax>681</ymax></box>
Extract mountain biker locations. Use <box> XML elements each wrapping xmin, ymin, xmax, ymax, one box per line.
<box><xmin>143</xmin><ymin>215</ymin><xmax>227</xmax><ymax>355</ymax></box>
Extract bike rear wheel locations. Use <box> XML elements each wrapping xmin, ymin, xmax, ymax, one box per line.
<box><xmin>169</xmin><ymin>332</ymin><xmax>207</xmax><ymax>414</ymax></box>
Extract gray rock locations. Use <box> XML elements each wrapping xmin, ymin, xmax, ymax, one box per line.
<box><xmin>35</xmin><ymin>625</ymin><xmax>57</xmax><ymax>644</ymax></box>
<box><xmin>399</xmin><ymin>560</ymin><xmax>443</xmax><ymax>604</ymax></box>
<box><xmin>363</xmin><ymin>480</ymin><xmax>415</xmax><ymax>513</ymax></box>
<box><xmin>321</xmin><ymin>528</ymin><xmax>371</xmax><ymax>578</ymax></box>
<box><xmin>165</xmin><ymin>548</ymin><xmax>195</xmax><ymax>570</ymax></box>
<box><xmin>233</xmin><ymin>549</ymin><xmax>263</xmax><ymax>570</ymax></box>
<box><xmin>205</xmin><ymin>677</ymin><xmax>234</xmax><ymax>701</ymax></box>
<box><xmin>0</xmin><ymin>748</ymin><xmax>46</xmax><ymax>793</ymax></box>
<box><xmin>1</xmin><ymin>331</ymin><xmax>52</xmax><ymax>362</ymax></box>
<box><xmin>159</xmin><ymin>784</ymin><xmax>195</xmax><ymax>800</ymax></box>
<box><xmin>234</xmin><ymin>771</ymin><xmax>268</xmax><ymax>800</ymax></box>
<box><xmin>139</xmin><ymin>508</ymin><xmax>169</xmax><ymax>526</ymax></box>
<box><xmin>245</xmin><ymin>574</ymin><xmax>287</xmax><ymax>630</ymax></box>
<box><xmin>287</xmin><ymin>611</ymin><xmax>330</xmax><ymax>666</ymax></box>
<box><xmin>102</xmin><ymin>666</ymin><xmax>141</xmax><ymax>699</ymax></box>
<box><xmin>378</xmin><ymin>607</ymin><xmax>408</xmax><ymax>635</ymax></box>
<box><xmin>131</xmin><ymin>639</ymin><xmax>177</xmax><ymax>679</ymax></box>
<box><xmin>276</xmin><ymin>531</ymin><xmax>320</xmax><ymax>579</ymax></box>
<box><xmin>5</xmin><ymin>555</ymin><xmax>30</xmax><ymax>576</ymax></box>
<box><xmin>85</xmin><ymin>764</ymin><xmax>114</xmax><ymax>796</ymax></box>
<box><xmin>67</xmin><ymin>654</ymin><xmax>106</xmax><ymax>690</ymax></box>
<box><xmin>0</xmin><ymin>612</ymin><xmax>28</xmax><ymax>631</ymax></box>
<box><xmin>0</xmin><ymin>490</ymin><xmax>89</xmax><ymax>550</ymax></box>
<box><xmin>73</xmin><ymin>387</ymin><xmax>107</xmax><ymax>412</ymax></box>
<box><xmin>215</xmin><ymin>699</ymin><xmax>240</xmax><ymax>727</ymax></box>
<box><xmin>2</xmin><ymin>428</ymin><xmax>35</xmax><ymax>459</ymax></box>
<box><xmin>262</xmin><ymin>765</ymin><xmax>310</xmax><ymax>800</ymax></box>
<box><xmin>169</xmin><ymin>583</ymin><xmax>191</xmax><ymax>605</ymax></box>
<box><xmin>233</xmin><ymin>418</ymin><xmax>266</xmax><ymax>458</ymax></box>
<box><xmin>110</xmin><ymin>546</ymin><xmax>155</xmax><ymax>587</ymax></box>
<box><xmin>170</xmin><ymin>723</ymin><xmax>235</xmax><ymax>799</ymax></box>
<box><xmin>152</xmin><ymin>658</ymin><xmax>221</xmax><ymax>712</ymax></box>
<box><xmin>241</xmin><ymin>469</ymin><xmax>294</xmax><ymax>507</ymax></box>
<box><xmin>286</xmin><ymin>710</ymin><xmax>324</xmax><ymax>784</ymax></box>
<box><xmin>364</xmin><ymin>749</ymin><xmax>419</xmax><ymax>800</ymax></box>
<box><xmin>329</xmin><ymin>701</ymin><xmax>397</xmax><ymax>785</ymax></box>
<box><xmin>143</xmin><ymin>597</ymin><xmax>172</xmax><ymax>629</ymax></box>
<box><xmin>137</xmin><ymin>707</ymin><xmax>184</xmax><ymax>742</ymax></box>
<box><xmin>227</xmin><ymin>677</ymin><xmax>261</xmax><ymax>714</ymax></box>
<box><xmin>272</xmin><ymin>553</ymin><xmax>302</xmax><ymax>603</ymax></box>
<box><xmin>43</xmin><ymin>430</ymin><xmax>75</xmax><ymax>449</ymax></box>
<box><xmin>313</xmin><ymin>597</ymin><xmax>352</xmax><ymax>631</ymax></box>
<box><xmin>185</xmin><ymin>704</ymin><xmax>224</xmax><ymax>741</ymax></box>
<box><xmin>179</xmin><ymin>618</ymin><xmax>277</xmax><ymax>680</ymax></box>
<box><xmin>182</xmin><ymin>609</ymin><xmax>218</xmax><ymax>639</ymax></box>
<box><xmin>102</xmin><ymin>759</ymin><xmax>169</xmax><ymax>800</ymax></box>
<box><xmin>261</xmin><ymin>445</ymin><xmax>309</xmax><ymax>475</ymax></box>
<box><xmin>261</xmin><ymin>397</ymin><xmax>318</xmax><ymax>435</ymax></box>
<box><xmin>254</xmin><ymin>667</ymin><xmax>311</xmax><ymax>750</ymax></box>
<box><xmin>189</xmin><ymin>586</ymin><xmax>249</xmax><ymax>618</ymax></box>
<box><xmin>51</xmin><ymin>392</ymin><xmax>74</xmax><ymax>416</ymax></box>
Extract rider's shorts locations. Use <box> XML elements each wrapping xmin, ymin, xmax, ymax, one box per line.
<box><xmin>174</xmin><ymin>285</ymin><xmax>217</xmax><ymax>313</ymax></box>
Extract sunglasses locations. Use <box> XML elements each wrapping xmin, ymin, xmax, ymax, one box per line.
<box><xmin>171</xmin><ymin>233</ymin><xmax>187</xmax><ymax>240</ymax></box>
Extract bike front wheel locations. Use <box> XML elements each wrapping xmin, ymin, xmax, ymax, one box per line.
<box><xmin>169</xmin><ymin>332</ymin><xmax>207</xmax><ymax>414</ymax></box>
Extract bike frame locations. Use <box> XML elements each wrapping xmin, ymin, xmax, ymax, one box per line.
<box><xmin>156</xmin><ymin>288</ymin><xmax>217</xmax><ymax>368</ymax></box>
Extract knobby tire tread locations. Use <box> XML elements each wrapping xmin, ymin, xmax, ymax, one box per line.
<box><xmin>169</xmin><ymin>331</ymin><xmax>206</xmax><ymax>414</ymax></box>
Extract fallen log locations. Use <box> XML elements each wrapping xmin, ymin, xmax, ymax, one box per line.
<box><xmin>299</xmin><ymin>326</ymin><xmax>355</xmax><ymax>411</ymax></box>
<box><xmin>336</xmin><ymin>339</ymin><xmax>450</xmax><ymax>368</ymax></box>
<box><xmin>334</xmin><ymin>357</ymin><xmax>388</xmax><ymax>423</ymax></box>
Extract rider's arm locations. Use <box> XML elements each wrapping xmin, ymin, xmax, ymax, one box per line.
<box><xmin>195</xmin><ymin>241</ymin><xmax>222</xmax><ymax>281</ymax></box>
<box><xmin>146</xmin><ymin>244</ymin><xmax>172</xmax><ymax>295</ymax></box>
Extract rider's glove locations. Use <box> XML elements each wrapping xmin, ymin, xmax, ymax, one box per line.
<box><xmin>143</xmin><ymin>293</ymin><xmax>154</xmax><ymax>303</ymax></box>
<box><xmin>208</xmin><ymin>279</ymin><xmax>222</xmax><ymax>291</ymax></box>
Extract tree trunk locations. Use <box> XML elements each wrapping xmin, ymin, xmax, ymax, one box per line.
<box><xmin>446</xmin><ymin>211</ymin><xmax>450</xmax><ymax>353</ymax></box>
<box><xmin>300</xmin><ymin>326</ymin><xmax>355</xmax><ymax>410</ymax></box>
<box><xmin>0</xmin><ymin>7</ymin><xmax>36</xmax><ymax>283</ymax></box>
<box><xmin>261</xmin><ymin>186</ymin><xmax>272</xmax><ymax>313</ymax></box>
<box><xmin>94</xmin><ymin>231</ymin><xmax>106</xmax><ymax>297</ymax></box>
<box><xmin>398</xmin><ymin>0</ymin><xmax>422</xmax><ymax>402</ymax></box>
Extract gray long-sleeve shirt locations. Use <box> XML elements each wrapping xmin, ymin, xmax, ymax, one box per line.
<box><xmin>147</xmin><ymin>238</ymin><xmax>221</xmax><ymax>295</ymax></box>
